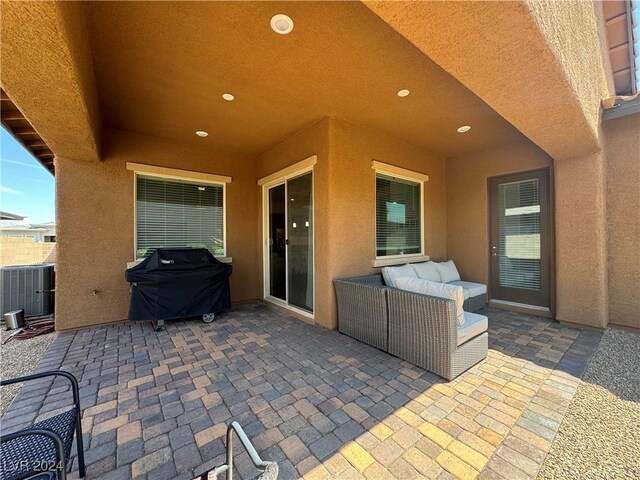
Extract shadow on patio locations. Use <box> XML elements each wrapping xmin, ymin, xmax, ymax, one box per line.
<box><xmin>0</xmin><ymin>302</ymin><xmax>602</xmax><ymax>480</ymax></box>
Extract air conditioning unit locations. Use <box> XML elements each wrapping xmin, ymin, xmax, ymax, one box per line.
<box><xmin>0</xmin><ymin>264</ymin><xmax>55</xmax><ymax>317</ymax></box>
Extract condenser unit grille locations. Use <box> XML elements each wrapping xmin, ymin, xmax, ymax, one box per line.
<box><xmin>0</xmin><ymin>264</ymin><xmax>54</xmax><ymax>317</ymax></box>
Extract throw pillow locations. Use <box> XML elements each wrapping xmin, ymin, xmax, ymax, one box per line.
<box><xmin>435</xmin><ymin>260</ymin><xmax>461</xmax><ymax>283</ymax></box>
<box><xmin>411</xmin><ymin>261</ymin><xmax>442</xmax><ymax>282</ymax></box>
<box><xmin>381</xmin><ymin>264</ymin><xmax>417</xmax><ymax>288</ymax></box>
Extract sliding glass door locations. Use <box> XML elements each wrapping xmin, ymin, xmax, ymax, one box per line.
<box><xmin>265</xmin><ymin>171</ymin><xmax>314</xmax><ymax>313</ymax></box>
<box><xmin>268</xmin><ymin>184</ymin><xmax>286</xmax><ymax>301</ymax></box>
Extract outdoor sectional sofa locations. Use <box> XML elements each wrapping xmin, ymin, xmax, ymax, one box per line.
<box><xmin>381</xmin><ymin>260</ymin><xmax>488</xmax><ymax>313</ymax></box>
<box><xmin>334</xmin><ymin>267</ymin><xmax>488</xmax><ymax>380</ymax></box>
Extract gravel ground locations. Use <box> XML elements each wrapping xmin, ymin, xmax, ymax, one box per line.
<box><xmin>538</xmin><ymin>327</ymin><xmax>640</xmax><ymax>480</ymax></box>
<box><xmin>0</xmin><ymin>322</ymin><xmax>58</xmax><ymax>416</ymax></box>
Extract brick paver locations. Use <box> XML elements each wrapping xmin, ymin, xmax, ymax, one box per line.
<box><xmin>0</xmin><ymin>303</ymin><xmax>601</xmax><ymax>479</ymax></box>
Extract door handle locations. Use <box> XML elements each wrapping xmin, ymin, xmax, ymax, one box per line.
<box><xmin>491</xmin><ymin>246</ymin><xmax>498</xmax><ymax>256</ymax></box>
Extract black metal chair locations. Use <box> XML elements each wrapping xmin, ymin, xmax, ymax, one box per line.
<box><xmin>0</xmin><ymin>371</ymin><xmax>86</xmax><ymax>480</ymax></box>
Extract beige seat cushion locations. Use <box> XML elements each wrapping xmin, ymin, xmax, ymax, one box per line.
<box><xmin>457</xmin><ymin>311</ymin><xmax>488</xmax><ymax>346</ymax></box>
<box><xmin>448</xmin><ymin>280</ymin><xmax>487</xmax><ymax>300</ymax></box>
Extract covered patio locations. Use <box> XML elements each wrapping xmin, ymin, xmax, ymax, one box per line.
<box><xmin>1</xmin><ymin>2</ymin><xmax>638</xmax><ymax>479</ymax></box>
<box><xmin>0</xmin><ymin>305</ymin><xmax>601</xmax><ymax>480</ymax></box>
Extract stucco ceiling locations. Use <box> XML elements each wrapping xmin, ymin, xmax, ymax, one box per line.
<box><xmin>86</xmin><ymin>1</ymin><xmax>526</xmax><ymax>157</ymax></box>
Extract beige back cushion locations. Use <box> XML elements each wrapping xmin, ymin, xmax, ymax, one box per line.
<box><xmin>381</xmin><ymin>264</ymin><xmax>418</xmax><ymax>288</ymax></box>
<box><xmin>411</xmin><ymin>261</ymin><xmax>442</xmax><ymax>282</ymax></box>
<box><xmin>395</xmin><ymin>276</ymin><xmax>465</xmax><ymax>325</ymax></box>
<box><xmin>435</xmin><ymin>260</ymin><xmax>461</xmax><ymax>283</ymax></box>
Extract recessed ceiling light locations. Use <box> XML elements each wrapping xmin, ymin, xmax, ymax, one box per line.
<box><xmin>222</xmin><ymin>93</ymin><xmax>235</xmax><ymax>101</ymax></box>
<box><xmin>271</xmin><ymin>14</ymin><xmax>294</xmax><ymax>34</ymax></box>
<box><xmin>457</xmin><ymin>125</ymin><xmax>471</xmax><ymax>133</ymax></box>
<box><xmin>195</xmin><ymin>131</ymin><xmax>208</xmax><ymax>137</ymax></box>
<box><xmin>397</xmin><ymin>89</ymin><xmax>410</xmax><ymax>97</ymax></box>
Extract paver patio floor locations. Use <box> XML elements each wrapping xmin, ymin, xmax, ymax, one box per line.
<box><xmin>0</xmin><ymin>302</ymin><xmax>602</xmax><ymax>480</ymax></box>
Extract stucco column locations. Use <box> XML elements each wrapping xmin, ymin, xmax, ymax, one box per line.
<box><xmin>554</xmin><ymin>152</ymin><xmax>608</xmax><ymax>328</ymax></box>
<box><xmin>603</xmin><ymin>115</ymin><xmax>640</xmax><ymax>329</ymax></box>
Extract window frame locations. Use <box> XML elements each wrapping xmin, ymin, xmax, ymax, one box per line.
<box><xmin>372</xmin><ymin>161</ymin><xmax>429</xmax><ymax>266</ymax></box>
<box><xmin>130</xmin><ymin>164</ymin><xmax>230</xmax><ymax>262</ymax></box>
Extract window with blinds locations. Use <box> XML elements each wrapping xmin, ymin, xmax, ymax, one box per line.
<box><xmin>136</xmin><ymin>175</ymin><xmax>224</xmax><ymax>259</ymax></box>
<box><xmin>498</xmin><ymin>178</ymin><xmax>541</xmax><ymax>290</ymax></box>
<box><xmin>375</xmin><ymin>173</ymin><xmax>422</xmax><ymax>257</ymax></box>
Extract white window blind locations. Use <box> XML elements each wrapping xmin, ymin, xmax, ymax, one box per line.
<box><xmin>136</xmin><ymin>175</ymin><xmax>224</xmax><ymax>259</ymax></box>
<box><xmin>375</xmin><ymin>173</ymin><xmax>422</xmax><ymax>257</ymax></box>
<box><xmin>498</xmin><ymin>178</ymin><xmax>541</xmax><ymax>290</ymax></box>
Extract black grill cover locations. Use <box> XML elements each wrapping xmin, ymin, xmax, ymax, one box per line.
<box><xmin>125</xmin><ymin>248</ymin><xmax>232</xmax><ymax>321</ymax></box>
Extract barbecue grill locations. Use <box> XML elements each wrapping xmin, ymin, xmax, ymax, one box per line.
<box><xmin>125</xmin><ymin>248</ymin><xmax>232</xmax><ymax>330</ymax></box>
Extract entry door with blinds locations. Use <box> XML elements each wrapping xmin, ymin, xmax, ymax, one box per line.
<box><xmin>489</xmin><ymin>169</ymin><xmax>551</xmax><ymax>307</ymax></box>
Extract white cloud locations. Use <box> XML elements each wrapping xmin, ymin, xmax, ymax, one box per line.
<box><xmin>0</xmin><ymin>185</ymin><xmax>24</xmax><ymax>195</ymax></box>
<box><xmin>13</xmin><ymin>175</ymin><xmax>53</xmax><ymax>185</ymax></box>
<box><xmin>1</xmin><ymin>157</ymin><xmax>42</xmax><ymax>169</ymax></box>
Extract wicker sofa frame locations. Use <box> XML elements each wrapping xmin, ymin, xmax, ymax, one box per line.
<box><xmin>334</xmin><ymin>274</ymin><xmax>488</xmax><ymax>380</ymax></box>
<box><xmin>334</xmin><ymin>274</ymin><xmax>389</xmax><ymax>351</ymax></box>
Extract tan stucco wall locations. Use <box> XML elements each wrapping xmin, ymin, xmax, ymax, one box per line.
<box><xmin>363</xmin><ymin>0</ymin><xmax>608</xmax><ymax>161</ymax></box>
<box><xmin>446</xmin><ymin>139</ymin><xmax>618</xmax><ymax>329</ymax></box>
<box><xmin>526</xmin><ymin>0</ymin><xmax>612</xmax><ymax>140</ymax></box>
<box><xmin>325</xmin><ymin>119</ymin><xmax>447</xmax><ymax>327</ymax></box>
<box><xmin>446</xmin><ymin>141</ymin><xmax>553</xmax><ymax>286</ymax></box>
<box><xmin>54</xmin><ymin>115</ymin><xmax>445</xmax><ymax>331</ymax></box>
<box><xmin>603</xmin><ymin>114</ymin><xmax>640</xmax><ymax>329</ymax></box>
<box><xmin>55</xmin><ymin>129</ymin><xmax>259</xmax><ymax>330</ymax></box>
<box><xmin>256</xmin><ymin>118</ymin><xmax>333</xmax><ymax>326</ymax></box>
<box><xmin>364</xmin><ymin>0</ymin><xmax>616</xmax><ymax>330</ymax></box>
<box><xmin>538</xmin><ymin>0</ymin><xmax>614</xmax><ymax>328</ymax></box>
<box><xmin>256</xmin><ymin>117</ymin><xmax>447</xmax><ymax>329</ymax></box>
<box><xmin>554</xmin><ymin>152</ymin><xmax>609</xmax><ymax>328</ymax></box>
<box><xmin>11</xmin><ymin>1</ymin><xmax>624</xmax><ymax>332</ymax></box>
<box><xmin>1</xmin><ymin>1</ymin><xmax>101</xmax><ymax>161</ymax></box>
<box><xmin>0</xmin><ymin>237</ymin><xmax>56</xmax><ymax>267</ymax></box>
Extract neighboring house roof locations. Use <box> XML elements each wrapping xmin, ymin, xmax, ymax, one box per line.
<box><xmin>0</xmin><ymin>211</ymin><xmax>26</xmax><ymax>221</ymax></box>
<box><xmin>0</xmin><ymin>217</ymin><xmax>55</xmax><ymax>233</ymax></box>
<box><xmin>0</xmin><ymin>226</ymin><xmax>47</xmax><ymax>233</ymax></box>
<box><xmin>0</xmin><ymin>220</ymin><xmax>29</xmax><ymax>229</ymax></box>
<box><xmin>603</xmin><ymin>0</ymin><xmax>639</xmax><ymax>95</ymax></box>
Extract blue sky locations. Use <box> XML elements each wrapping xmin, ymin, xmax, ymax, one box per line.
<box><xmin>0</xmin><ymin>127</ymin><xmax>55</xmax><ymax>223</ymax></box>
